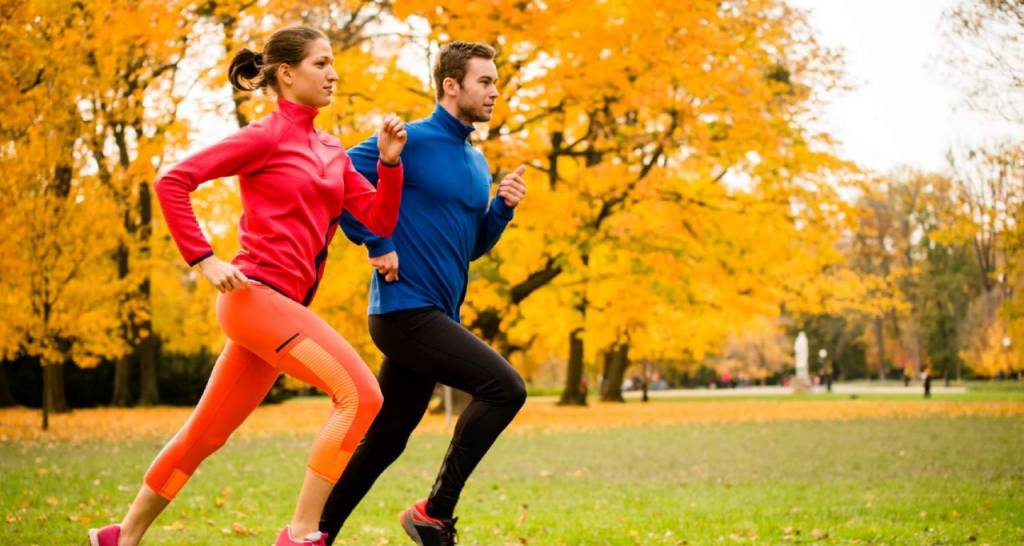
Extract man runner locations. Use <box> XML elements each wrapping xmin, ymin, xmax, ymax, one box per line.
<box><xmin>319</xmin><ymin>41</ymin><xmax>528</xmax><ymax>546</ymax></box>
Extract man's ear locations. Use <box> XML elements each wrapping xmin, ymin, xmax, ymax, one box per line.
<box><xmin>442</xmin><ymin>76</ymin><xmax>460</xmax><ymax>98</ymax></box>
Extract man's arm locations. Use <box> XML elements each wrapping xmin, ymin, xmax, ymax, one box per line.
<box><xmin>471</xmin><ymin>165</ymin><xmax>526</xmax><ymax>260</ymax></box>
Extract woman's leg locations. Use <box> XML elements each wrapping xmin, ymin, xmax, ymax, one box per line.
<box><xmin>119</xmin><ymin>341</ymin><xmax>279</xmax><ymax>546</ymax></box>
<box><xmin>217</xmin><ymin>284</ymin><xmax>383</xmax><ymax>539</ymax></box>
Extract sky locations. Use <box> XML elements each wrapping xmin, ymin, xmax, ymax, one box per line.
<box><xmin>178</xmin><ymin>2</ymin><xmax>1022</xmax><ymax>175</ymax></box>
<box><xmin>787</xmin><ymin>0</ymin><xmax>1022</xmax><ymax>174</ymax></box>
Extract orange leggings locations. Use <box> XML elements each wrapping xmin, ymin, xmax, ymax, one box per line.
<box><xmin>144</xmin><ymin>283</ymin><xmax>382</xmax><ymax>500</ymax></box>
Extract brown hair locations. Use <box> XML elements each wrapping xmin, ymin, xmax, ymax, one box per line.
<box><xmin>432</xmin><ymin>41</ymin><xmax>496</xmax><ymax>100</ymax></box>
<box><xmin>228</xmin><ymin>26</ymin><xmax>328</xmax><ymax>92</ymax></box>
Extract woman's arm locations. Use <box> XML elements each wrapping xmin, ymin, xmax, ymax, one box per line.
<box><xmin>341</xmin><ymin>115</ymin><xmax>407</xmax><ymax>237</ymax></box>
<box><xmin>154</xmin><ymin>123</ymin><xmax>276</xmax><ymax>266</ymax></box>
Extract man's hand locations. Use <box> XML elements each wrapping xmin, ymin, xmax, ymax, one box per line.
<box><xmin>377</xmin><ymin>114</ymin><xmax>407</xmax><ymax>165</ymax></box>
<box><xmin>198</xmin><ymin>255</ymin><xmax>250</xmax><ymax>292</ymax></box>
<box><xmin>497</xmin><ymin>165</ymin><xmax>527</xmax><ymax>208</ymax></box>
<box><xmin>370</xmin><ymin>250</ymin><xmax>399</xmax><ymax>282</ymax></box>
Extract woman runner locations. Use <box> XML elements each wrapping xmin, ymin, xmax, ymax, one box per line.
<box><xmin>88</xmin><ymin>26</ymin><xmax>406</xmax><ymax>546</ymax></box>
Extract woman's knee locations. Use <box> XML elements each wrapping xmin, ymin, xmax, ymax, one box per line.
<box><xmin>167</xmin><ymin>427</ymin><xmax>230</xmax><ymax>468</ymax></box>
<box><xmin>333</xmin><ymin>382</ymin><xmax>383</xmax><ymax>417</ymax></box>
<box><xmin>358</xmin><ymin>383</ymin><xmax>384</xmax><ymax>416</ymax></box>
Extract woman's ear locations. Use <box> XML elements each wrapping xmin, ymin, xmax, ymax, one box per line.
<box><xmin>277</xmin><ymin>63</ymin><xmax>292</xmax><ymax>87</ymax></box>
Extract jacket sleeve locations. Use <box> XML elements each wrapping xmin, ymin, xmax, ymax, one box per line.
<box><xmin>471</xmin><ymin>195</ymin><xmax>515</xmax><ymax>260</ymax></box>
<box><xmin>338</xmin><ymin>134</ymin><xmax>398</xmax><ymax>256</ymax></box>
<box><xmin>154</xmin><ymin>123</ymin><xmax>276</xmax><ymax>266</ymax></box>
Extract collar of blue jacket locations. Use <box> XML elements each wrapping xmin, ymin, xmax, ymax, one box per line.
<box><xmin>431</xmin><ymin>103</ymin><xmax>476</xmax><ymax>141</ymax></box>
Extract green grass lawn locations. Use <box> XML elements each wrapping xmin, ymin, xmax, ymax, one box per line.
<box><xmin>2</xmin><ymin>415</ymin><xmax>1022</xmax><ymax>545</ymax></box>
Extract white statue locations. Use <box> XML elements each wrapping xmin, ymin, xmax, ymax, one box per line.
<box><xmin>793</xmin><ymin>331</ymin><xmax>810</xmax><ymax>391</ymax></box>
<box><xmin>795</xmin><ymin>331</ymin><xmax>809</xmax><ymax>379</ymax></box>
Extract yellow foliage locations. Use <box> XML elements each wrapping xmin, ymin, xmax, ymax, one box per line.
<box><xmin>15</xmin><ymin>0</ymin><xmax>1016</xmax><ymax>395</ymax></box>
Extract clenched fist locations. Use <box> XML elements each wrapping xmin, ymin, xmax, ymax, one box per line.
<box><xmin>370</xmin><ymin>250</ymin><xmax>399</xmax><ymax>283</ymax></box>
<box><xmin>377</xmin><ymin>114</ymin><xmax>407</xmax><ymax>165</ymax></box>
<box><xmin>497</xmin><ymin>165</ymin><xmax>527</xmax><ymax>208</ymax></box>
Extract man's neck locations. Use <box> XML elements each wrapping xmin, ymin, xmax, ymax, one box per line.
<box><xmin>439</xmin><ymin>100</ymin><xmax>474</xmax><ymax>126</ymax></box>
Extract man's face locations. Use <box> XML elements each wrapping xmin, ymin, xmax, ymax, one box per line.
<box><xmin>453</xmin><ymin>58</ymin><xmax>499</xmax><ymax>123</ymax></box>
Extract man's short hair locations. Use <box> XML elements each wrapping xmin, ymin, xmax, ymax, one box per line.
<box><xmin>433</xmin><ymin>41</ymin><xmax>497</xmax><ymax>100</ymax></box>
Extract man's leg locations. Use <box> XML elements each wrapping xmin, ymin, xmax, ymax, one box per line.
<box><xmin>320</xmin><ymin>313</ymin><xmax>436</xmax><ymax>544</ymax></box>
<box><xmin>374</xmin><ymin>308</ymin><xmax>527</xmax><ymax>519</ymax></box>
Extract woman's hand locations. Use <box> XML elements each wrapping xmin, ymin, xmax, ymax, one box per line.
<box><xmin>198</xmin><ymin>255</ymin><xmax>250</xmax><ymax>292</ymax></box>
<box><xmin>377</xmin><ymin>114</ymin><xmax>407</xmax><ymax>165</ymax></box>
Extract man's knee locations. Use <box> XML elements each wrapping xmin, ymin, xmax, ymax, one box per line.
<box><xmin>510</xmin><ymin>375</ymin><xmax>527</xmax><ymax>409</ymax></box>
<box><xmin>501</xmin><ymin>373</ymin><xmax>527</xmax><ymax>410</ymax></box>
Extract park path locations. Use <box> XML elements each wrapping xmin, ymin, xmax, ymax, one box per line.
<box><xmin>534</xmin><ymin>383</ymin><xmax>970</xmax><ymax>402</ymax></box>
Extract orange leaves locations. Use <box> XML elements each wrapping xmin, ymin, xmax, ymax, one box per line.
<box><xmin>507</xmin><ymin>398</ymin><xmax>1024</xmax><ymax>432</ymax></box>
<box><xmin>2</xmin><ymin>397</ymin><xmax>1021</xmax><ymax>444</ymax></box>
<box><xmin>392</xmin><ymin>1</ymin><xmax>853</xmax><ymax>368</ymax></box>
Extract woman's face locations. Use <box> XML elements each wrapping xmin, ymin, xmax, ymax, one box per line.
<box><xmin>278</xmin><ymin>38</ymin><xmax>338</xmax><ymax>108</ymax></box>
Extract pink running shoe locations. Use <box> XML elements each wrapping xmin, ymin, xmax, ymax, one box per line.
<box><xmin>87</xmin><ymin>524</ymin><xmax>120</xmax><ymax>546</ymax></box>
<box><xmin>274</xmin><ymin>526</ymin><xmax>328</xmax><ymax>546</ymax></box>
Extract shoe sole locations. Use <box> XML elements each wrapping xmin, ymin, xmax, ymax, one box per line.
<box><xmin>87</xmin><ymin>529</ymin><xmax>100</xmax><ymax>546</ymax></box>
<box><xmin>399</xmin><ymin>510</ymin><xmax>425</xmax><ymax>546</ymax></box>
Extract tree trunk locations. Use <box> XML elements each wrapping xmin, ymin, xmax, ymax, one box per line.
<box><xmin>44</xmin><ymin>361</ymin><xmax>70</xmax><ymax>413</ymax></box>
<box><xmin>559</xmin><ymin>251</ymin><xmax>589</xmax><ymax>407</ymax></box>
<box><xmin>600</xmin><ymin>344</ymin><xmax>628</xmax><ymax>402</ymax></box>
<box><xmin>599</xmin><ymin>349</ymin><xmax>611</xmax><ymax>396</ymax></box>
<box><xmin>112</xmin><ymin>350</ymin><xmax>133</xmax><ymax>406</ymax></box>
<box><xmin>429</xmin><ymin>385</ymin><xmax>472</xmax><ymax>415</ymax></box>
<box><xmin>0</xmin><ymin>365</ymin><xmax>16</xmax><ymax>407</ymax></box>
<box><xmin>136</xmin><ymin>330</ymin><xmax>159</xmax><ymax>406</ymax></box>
<box><xmin>135</xmin><ymin>180</ymin><xmax>159</xmax><ymax>405</ymax></box>
<box><xmin>111</xmin><ymin>240</ymin><xmax>133</xmax><ymax>406</ymax></box>
<box><xmin>873</xmin><ymin>317</ymin><xmax>887</xmax><ymax>381</ymax></box>
<box><xmin>558</xmin><ymin>329</ymin><xmax>587</xmax><ymax>406</ymax></box>
<box><xmin>42</xmin><ymin>362</ymin><xmax>49</xmax><ymax>431</ymax></box>
<box><xmin>641</xmin><ymin>358</ymin><xmax>649</xmax><ymax>403</ymax></box>
<box><xmin>41</xmin><ymin>360</ymin><xmax>70</xmax><ymax>429</ymax></box>
<box><xmin>449</xmin><ymin>388</ymin><xmax>471</xmax><ymax>414</ymax></box>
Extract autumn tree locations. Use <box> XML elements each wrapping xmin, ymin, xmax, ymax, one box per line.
<box><xmin>946</xmin><ymin>143</ymin><xmax>1024</xmax><ymax>376</ymax></box>
<box><xmin>0</xmin><ymin>1</ymin><xmax>126</xmax><ymax>427</ymax></box>
<box><xmin>71</xmin><ymin>0</ymin><xmax>200</xmax><ymax>406</ymax></box>
<box><xmin>389</xmin><ymin>0</ymin><xmax>847</xmax><ymax>404</ymax></box>
<box><xmin>945</xmin><ymin>0</ymin><xmax>1024</xmax><ymax>123</ymax></box>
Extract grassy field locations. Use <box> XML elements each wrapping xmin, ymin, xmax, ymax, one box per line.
<box><xmin>1</xmin><ymin>392</ymin><xmax>1022</xmax><ymax>545</ymax></box>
